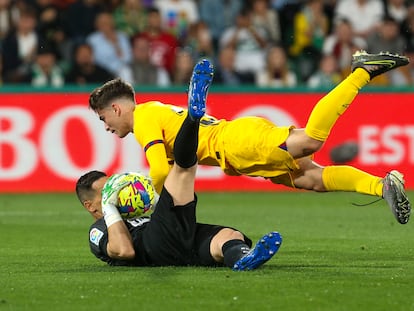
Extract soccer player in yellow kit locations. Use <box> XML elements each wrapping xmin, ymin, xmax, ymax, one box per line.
<box><xmin>89</xmin><ymin>51</ymin><xmax>411</xmax><ymax>224</ymax></box>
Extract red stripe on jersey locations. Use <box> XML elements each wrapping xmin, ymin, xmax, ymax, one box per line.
<box><xmin>144</xmin><ymin>139</ymin><xmax>164</xmax><ymax>152</ymax></box>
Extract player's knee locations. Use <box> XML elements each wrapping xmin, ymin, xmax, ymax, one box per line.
<box><xmin>210</xmin><ymin>229</ymin><xmax>244</xmax><ymax>256</ymax></box>
<box><xmin>228</xmin><ymin>230</ymin><xmax>245</xmax><ymax>241</ymax></box>
<box><xmin>210</xmin><ymin>228</ymin><xmax>244</xmax><ymax>262</ymax></box>
<box><xmin>286</xmin><ymin>129</ymin><xmax>324</xmax><ymax>157</ymax></box>
<box><xmin>303</xmin><ymin>138</ymin><xmax>324</xmax><ymax>155</ymax></box>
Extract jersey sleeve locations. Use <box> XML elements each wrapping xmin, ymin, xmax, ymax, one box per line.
<box><xmin>89</xmin><ymin>219</ymin><xmax>132</xmax><ymax>266</ymax></box>
<box><xmin>145</xmin><ymin>143</ymin><xmax>172</xmax><ymax>193</ymax></box>
<box><xmin>89</xmin><ymin>219</ymin><xmax>110</xmax><ymax>264</ymax></box>
<box><xmin>133</xmin><ymin>102</ymin><xmax>173</xmax><ymax>194</ymax></box>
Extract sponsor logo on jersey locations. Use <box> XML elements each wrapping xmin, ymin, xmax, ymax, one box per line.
<box><xmin>90</xmin><ymin>228</ymin><xmax>104</xmax><ymax>246</ymax></box>
<box><xmin>127</xmin><ymin>217</ymin><xmax>150</xmax><ymax>227</ymax></box>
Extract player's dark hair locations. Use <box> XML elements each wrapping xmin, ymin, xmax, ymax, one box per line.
<box><xmin>75</xmin><ymin>170</ymin><xmax>107</xmax><ymax>203</ymax></box>
<box><xmin>89</xmin><ymin>78</ymin><xmax>135</xmax><ymax>111</ymax></box>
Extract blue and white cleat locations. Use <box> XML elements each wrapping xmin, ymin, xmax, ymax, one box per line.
<box><xmin>233</xmin><ymin>231</ymin><xmax>282</xmax><ymax>271</ymax></box>
<box><xmin>187</xmin><ymin>59</ymin><xmax>214</xmax><ymax>120</ymax></box>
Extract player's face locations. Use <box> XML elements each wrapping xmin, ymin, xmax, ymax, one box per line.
<box><xmin>90</xmin><ymin>176</ymin><xmax>109</xmax><ymax>218</ymax></box>
<box><xmin>97</xmin><ymin>104</ymin><xmax>130</xmax><ymax>138</ymax></box>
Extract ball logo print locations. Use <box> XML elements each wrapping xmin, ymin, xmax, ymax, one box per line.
<box><xmin>117</xmin><ymin>173</ymin><xmax>156</xmax><ymax>219</ymax></box>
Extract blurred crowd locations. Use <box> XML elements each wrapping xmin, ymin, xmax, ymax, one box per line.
<box><xmin>1</xmin><ymin>0</ymin><xmax>414</xmax><ymax>89</ymax></box>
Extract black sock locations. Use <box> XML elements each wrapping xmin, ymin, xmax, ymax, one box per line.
<box><xmin>222</xmin><ymin>239</ymin><xmax>251</xmax><ymax>268</ymax></box>
<box><xmin>174</xmin><ymin>114</ymin><xmax>199</xmax><ymax>168</ymax></box>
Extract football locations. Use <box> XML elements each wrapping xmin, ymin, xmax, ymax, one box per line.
<box><xmin>116</xmin><ymin>172</ymin><xmax>157</xmax><ymax>219</ymax></box>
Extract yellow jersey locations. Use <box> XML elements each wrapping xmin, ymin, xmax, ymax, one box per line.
<box><xmin>133</xmin><ymin>101</ymin><xmax>297</xmax><ymax>193</ymax></box>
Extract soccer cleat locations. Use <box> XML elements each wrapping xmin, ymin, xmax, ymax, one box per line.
<box><xmin>233</xmin><ymin>231</ymin><xmax>282</xmax><ymax>271</ymax></box>
<box><xmin>383</xmin><ymin>170</ymin><xmax>411</xmax><ymax>224</ymax></box>
<box><xmin>351</xmin><ymin>50</ymin><xmax>409</xmax><ymax>79</ymax></box>
<box><xmin>187</xmin><ymin>59</ymin><xmax>214</xmax><ymax>120</ymax></box>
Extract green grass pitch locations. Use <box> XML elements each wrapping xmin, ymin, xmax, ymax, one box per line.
<box><xmin>1</xmin><ymin>191</ymin><xmax>413</xmax><ymax>311</ymax></box>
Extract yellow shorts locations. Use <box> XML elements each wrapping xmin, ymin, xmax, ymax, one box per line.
<box><xmin>218</xmin><ymin>116</ymin><xmax>299</xmax><ymax>186</ymax></box>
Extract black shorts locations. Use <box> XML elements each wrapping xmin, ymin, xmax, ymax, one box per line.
<box><xmin>141</xmin><ymin>188</ymin><xmax>251</xmax><ymax>266</ymax></box>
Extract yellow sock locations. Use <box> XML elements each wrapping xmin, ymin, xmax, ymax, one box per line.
<box><xmin>305</xmin><ymin>68</ymin><xmax>370</xmax><ymax>141</ymax></box>
<box><xmin>322</xmin><ymin>165</ymin><xmax>383</xmax><ymax>196</ymax></box>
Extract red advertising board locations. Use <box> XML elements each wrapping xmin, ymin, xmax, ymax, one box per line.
<box><xmin>0</xmin><ymin>92</ymin><xmax>413</xmax><ymax>192</ymax></box>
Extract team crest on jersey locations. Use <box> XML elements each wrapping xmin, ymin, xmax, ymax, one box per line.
<box><xmin>90</xmin><ymin>228</ymin><xmax>104</xmax><ymax>246</ymax></box>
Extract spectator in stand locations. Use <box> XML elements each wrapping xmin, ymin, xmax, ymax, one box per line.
<box><xmin>385</xmin><ymin>0</ymin><xmax>407</xmax><ymax>27</ymax></box>
<box><xmin>52</xmin><ymin>0</ymin><xmax>76</xmax><ymax>9</ymax></box>
<box><xmin>142</xmin><ymin>0</ymin><xmax>153</xmax><ymax>6</ymax></box>
<box><xmin>391</xmin><ymin>46</ymin><xmax>414</xmax><ymax>85</ymax></box>
<box><xmin>250</xmin><ymin>0</ymin><xmax>281</xmax><ymax>44</ymax></box>
<box><xmin>113</xmin><ymin>0</ymin><xmax>148</xmax><ymax>37</ymax></box>
<box><xmin>255</xmin><ymin>45</ymin><xmax>297</xmax><ymax>88</ymax></box>
<box><xmin>334</xmin><ymin>0</ymin><xmax>384</xmax><ymax>39</ymax></box>
<box><xmin>120</xmin><ymin>36</ymin><xmax>170</xmax><ymax>86</ymax></box>
<box><xmin>1</xmin><ymin>6</ymin><xmax>39</xmax><ymax>83</ymax></box>
<box><xmin>402</xmin><ymin>2</ymin><xmax>414</xmax><ymax>50</ymax></box>
<box><xmin>0</xmin><ymin>52</ymin><xmax>3</xmax><ymax>85</ymax></box>
<box><xmin>307</xmin><ymin>54</ymin><xmax>342</xmax><ymax>88</ymax></box>
<box><xmin>322</xmin><ymin>18</ymin><xmax>367</xmax><ymax>78</ymax></box>
<box><xmin>26</xmin><ymin>43</ymin><xmax>64</xmax><ymax>87</ymax></box>
<box><xmin>32</xmin><ymin>0</ymin><xmax>71</xmax><ymax>67</ymax></box>
<box><xmin>63</xmin><ymin>0</ymin><xmax>103</xmax><ymax>44</ymax></box>
<box><xmin>289</xmin><ymin>0</ymin><xmax>329</xmax><ymax>82</ymax></box>
<box><xmin>101</xmin><ymin>0</ymin><xmax>122</xmax><ymax>12</ymax></box>
<box><xmin>219</xmin><ymin>8</ymin><xmax>268</xmax><ymax>80</ymax></box>
<box><xmin>86</xmin><ymin>11</ymin><xmax>132</xmax><ymax>78</ymax></box>
<box><xmin>171</xmin><ymin>48</ymin><xmax>194</xmax><ymax>85</ymax></box>
<box><xmin>366</xmin><ymin>16</ymin><xmax>407</xmax><ymax>85</ymax></box>
<box><xmin>0</xmin><ymin>0</ymin><xmax>20</xmax><ymax>42</ymax></box>
<box><xmin>198</xmin><ymin>0</ymin><xmax>244</xmax><ymax>53</ymax></box>
<box><xmin>65</xmin><ymin>43</ymin><xmax>114</xmax><ymax>85</ymax></box>
<box><xmin>154</xmin><ymin>0</ymin><xmax>199</xmax><ymax>44</ymax></box>
<box><xmin>214</xmin><ymin>46</ymin><xmax>255</xmax><ymax>85</ymax></box>
<box><xmin>134</xmin><ymin>7</ymin><xmax>178</xmax><ymax>78</ymax></box>
<box><xmin>367</xmin><ymin>16</ymin><xmax>405</xmax><ymax>55</ymax></box>
<box><xmin>183</xmin><ymin>21</ymin><xmax>214</xmax><ymax>62</ymax></box>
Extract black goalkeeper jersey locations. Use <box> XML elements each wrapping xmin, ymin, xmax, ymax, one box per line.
<box><xmin>89</xmin><ymin>217</ymin><xmax>151</xmax><ymax>266</ymax></box>
<box><xmin>87</xmin><ymin>188</ymin><xmax>248</xmax><ymax>267</ymax></box>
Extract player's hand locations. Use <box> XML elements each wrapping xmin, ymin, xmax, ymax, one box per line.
<box><xmin>102</xmin><ymin>173</ymin><xmax>132</xmax><ymax>227</ymax></box>
<box><xmin>102</xmin><ymin>173</ymin><xmax>130</xmax><ymax>207</ymax></box>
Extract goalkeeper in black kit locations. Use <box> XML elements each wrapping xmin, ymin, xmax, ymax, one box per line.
<box><xmin>75</xmin><ymin>60</ymin><xmax>282</xmax><ymax>270</ymax></box>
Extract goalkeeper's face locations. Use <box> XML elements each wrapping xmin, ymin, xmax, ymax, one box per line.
<box><xmin>89</xmin><ymin>176</ymin><xmax>109</xmax><ymax>219</ymax></box>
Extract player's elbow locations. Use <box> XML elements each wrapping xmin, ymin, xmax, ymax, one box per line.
<box><xmin>108</xmin><ymin>244</ymin><xmax>136</xmax><ymax>260</ymax></box>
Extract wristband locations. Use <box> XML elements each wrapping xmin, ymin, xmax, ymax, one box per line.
<box><xmin>103</xmin><ymin>203</ymin><xmax>122</xmax><ymax>227</ymax></box>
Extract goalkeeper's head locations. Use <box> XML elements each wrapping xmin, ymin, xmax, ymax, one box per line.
<box><xmin>76</xmin><ymin>170</ymin><xmax>109</xmax><ymax>220</ymax></box>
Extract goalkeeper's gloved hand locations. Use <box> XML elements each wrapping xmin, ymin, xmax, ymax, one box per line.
<box><xmin>101</xmin><ymin>173</ymin><xmax>131</xmax><ymax>227</ymax></box>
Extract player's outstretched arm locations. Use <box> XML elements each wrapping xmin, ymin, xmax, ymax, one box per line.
<box><xmin>146</xmin><ymin>143</ymin><xmax>171</xmax><ymax>194</ymax></box>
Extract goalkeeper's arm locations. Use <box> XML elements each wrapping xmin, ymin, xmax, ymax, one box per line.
<box><xmin>102</xmin><ymin>175</ymin><xmax>135</xmax><ymax>260</ymax></box>
<box><xmin>106</xmin><ymin>220</ymin><xmax>135</xmax><ymax>260</ymax></box>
